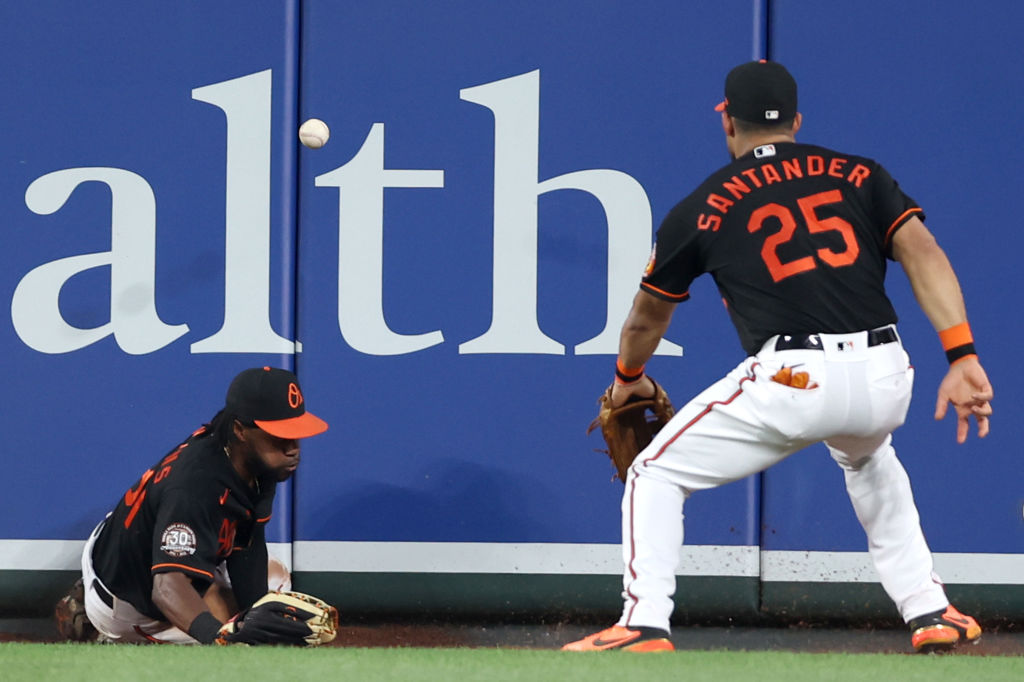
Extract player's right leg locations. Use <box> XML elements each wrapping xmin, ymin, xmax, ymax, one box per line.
<box><xmin>828</xmin><ymin>438</ymin><xmax>980</xmax><ymax>651</ymax></box>
<box><xmin>908</xmin><ymin>605</ymin><xmax>981</xmax><ymax>652</ymax></box>
<box><xmin>824</xmin><ymin>340</ymin><xmax>979</xmax><ymax>651</ymax></box>
<box><xmin>829</xmin><ymin>436</ymin><xmax>951</xmax><ymax>618</ymax></box>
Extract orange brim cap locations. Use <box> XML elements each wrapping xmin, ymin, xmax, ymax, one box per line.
<box><xmin>255</xmin><ymin>411</ymin><xmax>329</xmax><ymax>439</ymax></box>
<box><xmin>714</xmin><ymin>98</ymin><xmax>728</xmax><ymax>112</ymax></box>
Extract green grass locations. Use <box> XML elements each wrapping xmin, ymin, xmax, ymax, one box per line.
<box><xmin>3</xmin><ymin>643</ymin><xmax>1023</xmax><ymax>682</ymax></box>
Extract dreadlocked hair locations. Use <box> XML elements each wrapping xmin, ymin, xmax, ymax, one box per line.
<box><xmin>202</xmin><ymin>408</ymin><xmax>249</xmax><ymax>448</ymax></box>
<box><xmin>149</xmin><ymin>410</ymin><xmax>247</xmax><ymax>463</ymax></box>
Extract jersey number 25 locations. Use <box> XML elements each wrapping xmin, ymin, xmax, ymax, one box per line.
<box><xmin>748</xmin><ymin>189</ymin><xmax>859</xmax><ymax>283</ymax></box>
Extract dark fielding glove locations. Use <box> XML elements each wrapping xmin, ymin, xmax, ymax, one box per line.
<box><xmin>587</xmin><ymin>377</ymin><xmax>675</xmax><ymax>482</ymax></box>
<box><xmin>55</xmin><ymin>578</ymin><xmax>99</xmax><ymax>642</ymax></box>
<box><xmin>216</xmin><ymin>591</ymin><xmax>339</xmax><ymax>647</ymax></box>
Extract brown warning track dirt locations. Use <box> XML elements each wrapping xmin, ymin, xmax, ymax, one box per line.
<box><xmin>4</xmin><ymin>618</ymin><xmax>1023</xmax><ymax>655</ymax></box>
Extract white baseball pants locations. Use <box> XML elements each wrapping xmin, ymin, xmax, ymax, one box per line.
<box><xmin>618</xmin><ymin>326</ymin><xmax>950</xmax><ymax>632</ymax></box>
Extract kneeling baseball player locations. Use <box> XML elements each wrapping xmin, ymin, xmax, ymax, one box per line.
<box><xmin>56</xmin><ymin>367</ymin><xmax>338</xmax><ymax>646</ymax></box>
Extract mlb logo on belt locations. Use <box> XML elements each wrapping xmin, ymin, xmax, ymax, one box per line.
<box><xmin>837</xmin><ymin>341</ymin><xmax>855</xmax><ymax>351</ymax></box>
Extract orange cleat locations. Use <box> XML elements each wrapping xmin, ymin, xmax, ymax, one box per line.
<box><xmin>562</xmin><ymin>625</ymin><xmax>674</xmax><ymax>652</ymax></box>
<box><xmin>909</xmin><ymin>605</ymin><xmax>982</xmax><ymax>653</ymax></box>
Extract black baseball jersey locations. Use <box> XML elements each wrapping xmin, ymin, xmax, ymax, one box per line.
<box><xmin>642</xmin><ymin>142</ymin><xmax>923</xmax><ymax>355</ymax></box>
<box><xmin>91</xmin><ymin>431</ymin><xmax>275</xmax><ymax>620</ymax></box>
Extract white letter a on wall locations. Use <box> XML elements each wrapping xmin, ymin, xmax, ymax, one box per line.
<box><xmin>12</xmin><ymin>168</ymin><xmax>189</xmax><ymax>355</ymax></box>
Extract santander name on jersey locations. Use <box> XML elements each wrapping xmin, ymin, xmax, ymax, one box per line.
<box><xmin>695</xmin><ymin>144</ymin><xmax>874</xmax><ymax>233</ymax></box>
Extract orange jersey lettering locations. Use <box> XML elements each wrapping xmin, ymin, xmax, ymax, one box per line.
<box><xmin>740</xmin><ymin>168</ymin><xmax>763</xmax><ymax>188</ymax></box>
<box><xmin>782</xmin><ymin>158</ymin><xmax>803</xmax><ymax>179</ymax></box>
<box><xmin>706</xmin><ymin>193</ymin><xmax>734</xmax><ymax>213</ymax></box>
<box><xmin>848</xmin><ymin>163</ymin><xmax>871</xmax><ymax>187</ymax></box>
<box><xmin>761</xmin><ymin>163</ymin><xmax>782</xmax><ymax>185</ymax></box>
<box><xmin>697</xmin><ymin>214</ymin><xmax>722</xmax><ymax>231</ymax></box>
<box><xmin>722</xmin><ymin>176</ymin><xmax>752</xmax><ymax>200</ymax></box>
<box><xmin>828</xmin><ymin>157</ymin><xmax>848</xmax><ymax>179</ymax></box>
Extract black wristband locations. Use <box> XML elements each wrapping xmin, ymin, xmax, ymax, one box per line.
<box><xmin>615</xmin><ymin>367</ymin><xmax>644</xmax><ymax>384</ymax></box>
<box><xmin>187</xmin><ymin>611</ymin><xmax>222</xmax><ymax>644</ymax></box>
<box><xmin>945</xmin><ymin>344</ymin><xmax>977</xmax><ymax>365</ymax></box>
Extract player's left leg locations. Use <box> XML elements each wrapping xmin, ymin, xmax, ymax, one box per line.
<box><xmin>561</xmin><ymin>467</ymin><xmax>689</xmax><ymax>652</ymax></box>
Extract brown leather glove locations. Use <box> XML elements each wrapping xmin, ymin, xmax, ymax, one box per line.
<box><xmin>587</xmin><ymin>377</ymin><xmax>675</xmax><ymax>482</ymax></box>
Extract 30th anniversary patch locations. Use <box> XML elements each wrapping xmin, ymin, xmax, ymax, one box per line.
<box><xmin>160</xmin><ymin>523</ymin><xmax>197</xmax><ymax>557</ymax></box>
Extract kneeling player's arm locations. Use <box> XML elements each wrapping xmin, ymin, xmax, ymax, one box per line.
<box><xmin>226</xmin><ymin>523</ymin><xmax>269</xmax><ymax>612</ymax></box>
<box><xmin>151</xmin><ymin>572</ymin><xmax>222</xmax><ymax>643</ymax></box>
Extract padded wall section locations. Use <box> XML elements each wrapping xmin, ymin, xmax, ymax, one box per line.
<box><xmin>3</xmin><ymin>0</ymin><xmax>1020</xmax><ymax>622</ymax></box>
<box><xmin>762</xmin><ymin>0</ymin><xmax>1023</xmax><ymax>555</ymax></box>
<box><xmin>0</xmin><ymin>2</ymin><xmax>302</xmax><ymax>543</ymax></box>
<box><xmin>292</xmin><ymin>0</ymin><xmax>760</xmax><ymax>553</ymax></box>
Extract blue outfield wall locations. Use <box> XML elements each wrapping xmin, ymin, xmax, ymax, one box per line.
<box><xmin>0</xmin><ymin>1</ymin><xmax>304</xmax><ymax>548</ymax></box>
<box><xmin>0</xmin><ymin>1</ymin><xmax>1020</xmax><ymax>621</ymax></box>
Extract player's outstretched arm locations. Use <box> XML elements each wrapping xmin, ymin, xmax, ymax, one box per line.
<box><xmin>891</xmin><ymin>217</ymin><xmax>993</xmax><ymax>442</ymax></box>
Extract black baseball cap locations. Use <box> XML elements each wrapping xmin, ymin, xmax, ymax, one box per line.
<box><xmin>225</xmin><ymin>367</ymin><xmax>328</xmax><ymax>439</ymax></box>
<box><xmin>714</xmin><ymin>60</ymin><xmax>797</xmax><ymax>123</ymax></box>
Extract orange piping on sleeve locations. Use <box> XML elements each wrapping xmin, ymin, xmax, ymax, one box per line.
<box><xmin>151</xmin><ymin>563</ymin><xmax>215</xmax><ymax>580</ymax></box>
<box><xmin>640</xmin><ymin>282</ymin><xmax>689</xmax><ymax>301</ymax></box>
<box><xmin>884</xmin><ymin>207</ymin><xmax>923</xmax><ymax>244</ymax></box>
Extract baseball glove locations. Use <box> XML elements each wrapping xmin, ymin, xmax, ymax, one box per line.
<box><xmin>587</xmin><ymin>377</ymin><xmax>675</xmax><ymax>482</ymax></box>
<box><xmin>216</xmin><ymin>590</ymin><xmax>339</xmax><ymax>647</ymax></box>
<box><xmin>55</xmin><ymin>577</ymin><xmax>99</xmax><ymax>642</ymax></box>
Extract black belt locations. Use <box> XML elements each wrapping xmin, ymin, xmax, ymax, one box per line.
<box><xmin>93</xmin><ymin>579</ymin><xmax>115</xmax><ymax>608</ymax></box>
<box><xmin>775</xmin><ymin>326</ymin><xmax>898</xmax><ymax>352</ymax></box>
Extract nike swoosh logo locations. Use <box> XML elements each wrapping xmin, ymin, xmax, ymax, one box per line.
<box><xmin>945</xmin><ymin>614</ymin><xmax>971</xmax><ymax>627</ymax></box>
<box><xmin>592</xmin><ymin>632</ymin><xmax>641</xmax><ymax>648</ymax></box>
<box><xmin>219</xmin><ymin>488</ymin><xmax>230</xmax><ymax>505</ymax></box>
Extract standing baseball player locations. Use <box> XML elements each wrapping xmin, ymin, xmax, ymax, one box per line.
<box><xmin>563</xmin><ymin>61</ymin><xmax>992</xmax><ymax>653</ymax></box>
<box><xmin>57</xmin><ymin>366</ymin><xmax>329</xmax><ymax>644</ymax></box>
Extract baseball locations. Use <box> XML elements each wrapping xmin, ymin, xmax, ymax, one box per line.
<box><xmin>299</xmin><ymin>118</ymin><xmax>330</xmax><ymax>149</ymax></box>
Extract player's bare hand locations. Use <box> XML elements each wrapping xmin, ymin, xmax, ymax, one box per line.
<box><xmin>934</xmin><ymin>356</ymin><xmax>993</xmax><ymax>444</ymax></box>
<box><xmin>610</xmin><ymin>375</ymin><xmax>656</xmax><ymax>408</ymax></box>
